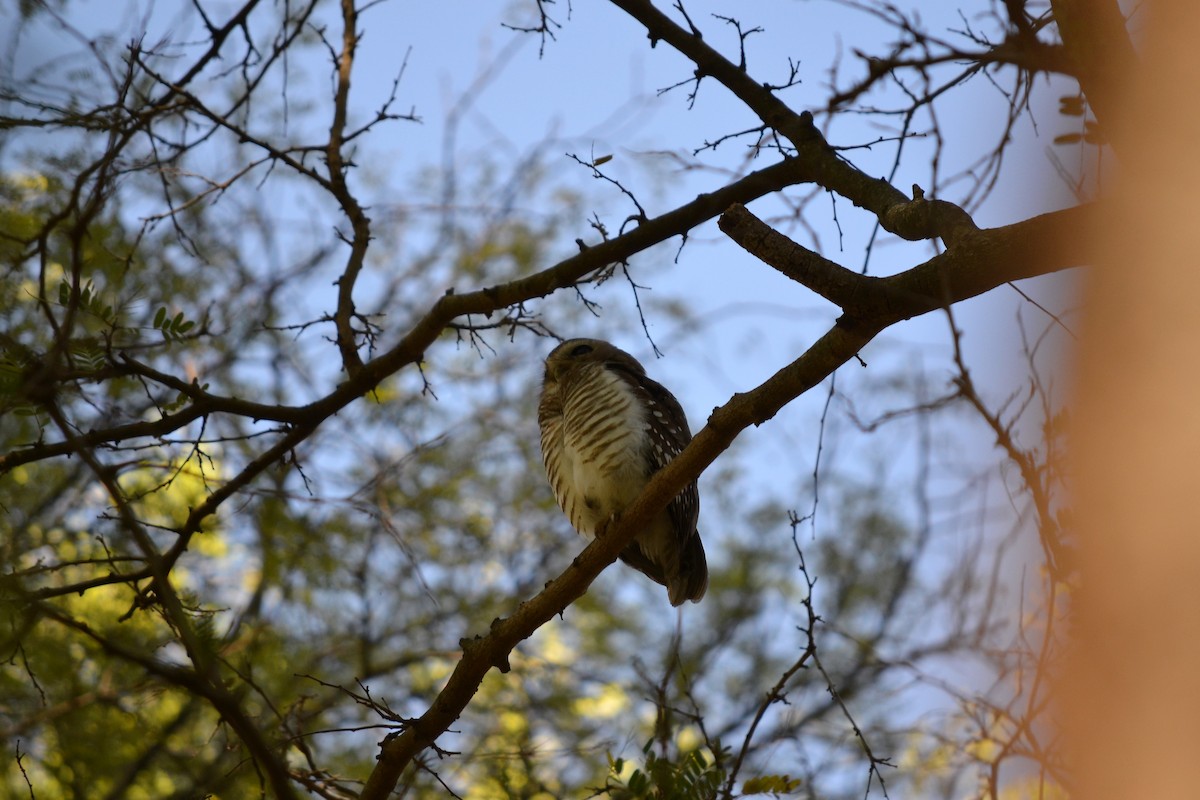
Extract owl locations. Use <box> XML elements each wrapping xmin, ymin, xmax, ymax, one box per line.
<box><xmin>538</xmin><ymin>338</ymin><xmax>708</xmax><ymax>605</ymax></box>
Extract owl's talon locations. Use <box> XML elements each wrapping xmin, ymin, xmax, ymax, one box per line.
<box><xmin>596</xmin><ymin>511</ymin><xmax>621</xmax><ymax>538</ymax></box>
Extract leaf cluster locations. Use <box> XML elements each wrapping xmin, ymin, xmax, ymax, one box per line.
<box><xmin>602</xmin><ymin>740</ymin><xmax>801</xmax><ymax>799</ymax></box>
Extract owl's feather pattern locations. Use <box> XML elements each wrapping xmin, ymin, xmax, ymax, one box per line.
<box><xmin>538</xmin><ymin>338</ymin><xmax>708</xmax><ymax>605</ymax></box>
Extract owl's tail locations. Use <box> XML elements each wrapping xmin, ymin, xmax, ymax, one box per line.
<box><xmin>668</xmin><ymin>532</ymin><xmax>708</xmax><ymax>606</ymax></box>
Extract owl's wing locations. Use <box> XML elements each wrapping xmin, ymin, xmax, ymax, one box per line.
<box><xmin>609</xmin><ymin>363</ymin><xmax>700</xmax><ymax>538</ymax></box>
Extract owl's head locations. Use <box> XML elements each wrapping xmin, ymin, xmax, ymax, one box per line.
<box><xmin>543</xmin><ymin>338</ymin><xmax>646</xmax><ymax>384</ymax></box>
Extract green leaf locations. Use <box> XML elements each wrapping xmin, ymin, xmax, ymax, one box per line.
<box><xmin>743</xmin><ymin>774</ymin><xmax>802</xmax><ymax>795</ymax></box>
<box><xmin>628</xmin><ymin>769</ymin><xmax>648</xmax><ymax>793</ymax></box>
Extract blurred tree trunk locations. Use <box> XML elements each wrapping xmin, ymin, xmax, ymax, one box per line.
<box><xmin>1068</xmin><ymin>1</ymin><xmax>1200</xmax><ymax>796</ymax></box>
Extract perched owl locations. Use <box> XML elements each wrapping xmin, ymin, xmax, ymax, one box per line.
<box><xmin>538</xmin><ymin>338</ymin><xmax>708</xmax><ymax>605</ymax></box>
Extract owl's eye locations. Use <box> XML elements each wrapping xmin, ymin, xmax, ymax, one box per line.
<box><xmin>568</xmin><ymin>343</ymin><xmax>594</xmax><ymax>357</ymax></box>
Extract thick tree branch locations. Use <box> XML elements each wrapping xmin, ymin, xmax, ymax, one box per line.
<box><xmin>719</xmin><ymin>201</ymin><xmax>1094</xmax><ymax>321</ymax></box>
<box><xmin>718</xmin><ymin>204</ymin><xmax>867</xmax><ymax>308</ymax></box>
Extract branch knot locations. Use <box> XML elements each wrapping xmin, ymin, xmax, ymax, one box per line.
<box><xmin>881</xmin><ymin>189</ymin><xmax>979</xmax><ymax>247</ymax></box>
